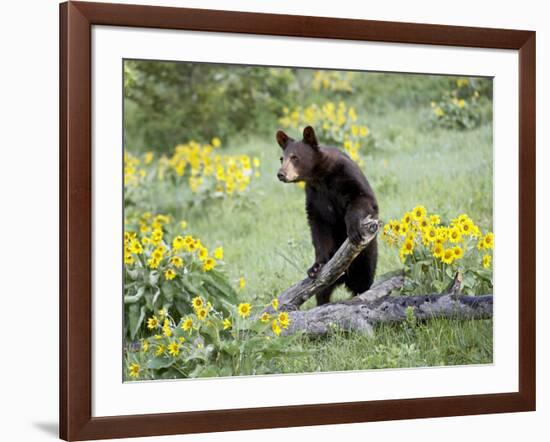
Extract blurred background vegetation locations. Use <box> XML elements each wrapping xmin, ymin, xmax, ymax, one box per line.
<box><xmin>124</xmin><ymin>60</ymin><xmax>492</xmax><ymax>154</ymax></box>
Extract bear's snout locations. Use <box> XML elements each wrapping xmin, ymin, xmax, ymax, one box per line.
<box><xmin>277</xmin><ymin>171</ymin><xmax>288</xmax><ymax>182</ymax></box>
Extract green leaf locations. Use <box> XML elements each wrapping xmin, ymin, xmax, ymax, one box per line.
<box><xmin>149</xmin><ymin>271</ymin><xmax>160</xmax><ymax>286</ymax></box>
<box><xmin>127</xmin><ymin>304</ymin><xmax>146</xmax><ymax>340</ymax></box>
<box><xmin>146</xmin><ymin>356</ymin><xmax>175</xmax><ymax>369</ymax></box>
<box><xmin>124</xmin><ymin>286</ymin><xmax>145</xmax><ymax>304</ymax></box>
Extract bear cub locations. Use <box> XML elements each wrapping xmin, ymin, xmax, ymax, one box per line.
<box><xmin>276</xmin><ymin>125</ymin><xmax>378</xmax><ymax>305</ymax></box>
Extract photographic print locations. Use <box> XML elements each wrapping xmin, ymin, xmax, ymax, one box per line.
<box><xmin>122</xmin><ymin>60</ymin><xmax>494</xmax><ymax>382</ymax></box>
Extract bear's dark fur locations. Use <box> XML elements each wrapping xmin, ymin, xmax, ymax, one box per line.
<box><xmin>276</xmin><ymin>126</ymin><xmax>378</xmax><ymax>305</ymax></box>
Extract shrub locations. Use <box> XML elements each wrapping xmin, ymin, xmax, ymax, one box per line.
<box><xmin>382</xmin><ymin>206</ymin><xmax>493</xmax><ymax>295</ymax></box>
<box><xmin>311</xmin><ymin>70</ymin><xmax>355</xmax><ymax>93</ymax></box>
<box><xmin>124</xmin><ymin>61</ymin><xmax>296</xmax><ymax>153</ymax></box>
<box><xmin>123</xmin><ymin>213</ymin><xmax>239</xmax><ymax>341</ymax></box>
<box><xmin>125</xmin><ymin>296</ymin><xmax>306</xmax><ymax>380</ymax></box>
<box><xmin>429</xmin><ymin>77</ymin><xmax>492</xmax><ymax>130</ymax></box>
<box><xmin>124</xmin><ymin>138</ymin><xmax>261</xmax><ymax>211</ymax></box>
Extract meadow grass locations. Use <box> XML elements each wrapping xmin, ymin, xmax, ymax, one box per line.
<box><xmin>158</xmin><ymin>106</ymin><xmax>493</xmax><ymax>371</ymax></box>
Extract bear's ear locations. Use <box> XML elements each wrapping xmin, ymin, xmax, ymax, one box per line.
<box><xmin>276</xmin><ymin>130</ymin><xmax>293</xmax><ymax>150</ymax></box>
<box><xmin>302</xmin><ymin>126</ymin><xmax>319</xmax><ymax>150</ymax></box>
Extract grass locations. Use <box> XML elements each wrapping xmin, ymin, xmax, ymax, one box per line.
<box><xmin>155</xmin><ymin>105</ymin><xmax>494</xmax><ymax>372</ymax></box>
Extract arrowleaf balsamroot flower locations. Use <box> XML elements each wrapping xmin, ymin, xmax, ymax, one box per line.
<box><xmin>147</xmin><ymin>316</ymin><xmax>159</xmax><ymax>330</ymax></box>
<box><xmin>202</xmin><ymin>257</ymin><xmax>215</xmax><ymax>272</ymax></box>
<box><xmin>164</xmin><ymin>268</ymin><xmax>176</xmax><ymax>280</ymax></box>
<box><xmin>271</xmin><ymin>319</ymin><xmax>282</xmax><ymax>336</ymax></box>
<box><xmin>238</xmin><ymin>303</ymin><xmax>251</xmax><ymax>318</ymax></box>
<box><xmin>181</xmin><ymin>317</ymin><xmax>193</xmax><ymax>331</ymax></box>
<box><xmin>128</xmin><ymin>363</ymin><xmax>140</xmax><ymax>378</ymax></box>
<box><xmin>213</xmin><ymin>247</ymin><xmax>224</xmax><ymax>260</ymax></box>
<box><xmin>278</xmin><ymin>312</ymin><xmax>290</xmax><ymax>329</ymax></box>
<box><xmin>168</xmin><ymin>341</ymin><xmax>180</xmax><ymax>357</ymax></box>
<box><xmin>192</xmin><ymin>296</ymin><xmax>204</xmax><ymax>311</ymax></box>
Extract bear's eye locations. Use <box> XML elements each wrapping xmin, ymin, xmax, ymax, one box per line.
<box><xmin>290</xmin><ymin>155</ymin><xmax>299</xmax><ymax>163</ymax></box>
<box><xmin>279</xmin><ymin>157</ymin><xmax>283</xmax><ymax>164</ymax></box>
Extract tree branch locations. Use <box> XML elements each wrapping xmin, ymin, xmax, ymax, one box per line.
<box><xmin>268</xmin><ymin>216</ymin><xmax>380</xmax><ymax>312</ymax></box>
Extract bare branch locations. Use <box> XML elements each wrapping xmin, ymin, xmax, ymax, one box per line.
<box><xmin>269</xmin><ymin>216</ymin><xmax>380</xmax><ymax>312</ymax></box>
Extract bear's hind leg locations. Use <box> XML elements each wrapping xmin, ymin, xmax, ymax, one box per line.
<box><xmin>344</xmin><ymin>240</ymin><xmax>377</xmax><ymax>295</ymax></box>
<box><xmin>316</xmin><ymin>284</ymin><xmax>335</xmax><ymax>306</ymax></box>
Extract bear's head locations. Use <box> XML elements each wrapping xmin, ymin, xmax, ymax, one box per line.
<box><xmin>275</xmin><ymin>126</ymin><xmax>320</xmax><ymax>183</ymax></box>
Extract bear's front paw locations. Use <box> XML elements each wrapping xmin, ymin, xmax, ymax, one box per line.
<box><xmin>347</xmin><ymin>224</ymin><xmax>364</xmax><ymax>245</ymax></box>
<box><xmin>307</xmin><ymin>262</ymin><xmax>323</xmax><ymax>279</ymax></box>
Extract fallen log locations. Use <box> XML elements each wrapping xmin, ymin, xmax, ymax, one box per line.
<box><xmin>283</xmin><ymin>292</ymin><xmax>493</xmax><ymax>336</ymax></box>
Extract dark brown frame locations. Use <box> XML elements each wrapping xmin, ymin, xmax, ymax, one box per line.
<box><xmin>60</xmin><ymin>1</ymin><xmax>536</xmax><ymax>440</ymax></box>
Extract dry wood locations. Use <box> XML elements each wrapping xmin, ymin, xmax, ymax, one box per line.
<box><xmin>266</xmin><ymin>216</ymin><xmax>380</xmax><ymax>313</ymax></box>
<box><xmin>282</xmin><ymin>292</ymin><xmax>493</xmax><ymax>336</ymax></box>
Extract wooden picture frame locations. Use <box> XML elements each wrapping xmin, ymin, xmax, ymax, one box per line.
<box><xmin>60</xmin><ymin>1</ymin><xmax>536</xmax><ymax>440</ymax></box>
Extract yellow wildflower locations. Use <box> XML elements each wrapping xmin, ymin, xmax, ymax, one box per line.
<box><xmin>424</xmin><ymin>226</ymin><xmax>437</xmax><ymax>243</ymax></box>
<box><xmin>164</xmin><ymin>268</ymin><xmax>176</xmax><ymax>280</ymax></box>
<box><xmin>223</xmin><ymin>318</ymin><xmax>232</xmax><ymax>330</ymax></box>
<box><xmin>238</xmin><ymin>303</ymin><xmax>251</xmax><ymax>318</ymax></box>
<box><xmin>483</xmin><ymin>232</ymin><xmax>494</xmax><ymax>250</ymax></box>
<box><xmin>441</xmin><ymin>248</ymin><xmax>455</xmax><ymax>265</ymax></box>
<box><xmin>482</xmin><ymin>254</ymin><xmax>492</xmax><ymax>268</ymax></box>
<box><xmin>147</xmin><ymin>316</ymin><xmax>159</xmax><ymax>330</ymax></box>
<box><xmin>453</xmin><ymin>246</ymin><xmax>464</xmax><ymax>260</ymax></box>
<box><xmin>239</xmin><ymin>277</ymin><xmax>246</xmax><ymax>290</ymax></box>
<box><xmin>172</xmin><ymin>235</ymin><xmax>185</xmax><ymax>250</ymax></box>
<box><xmin>448</xmin><ymin>226</ymin><xmax>462</xmax><ymax>243</ymax></box>
<box><xmin>271</xmin><ymin>298</ymin><xmax>279</xmax><ymax>311</ymax></box>
<box><xmin>213</xmin><ymin>247</ymin><xmax>224</xmax><ymax>260</ymax></box>
<box><xmin>260</xmin><ymin>312</ymin><xmax>271</xmax><ymax>323</ymax></box>
<box><xmin>197</xmin><ymin>308</ymin><xmax>208</xmax><ymax>321</ymax></box>
<box><xmin>192</xmin><ymin>297</ymin><xmax>203</xmax><ymax>310</ymax></box>
<box><xmin>211</xmin><ymin>137</ymin><xmax>221</xmax><ymax>148</ymax></box>
<box><xmin>430</xmin><ymin>214</ymin><xmax>441</xmax><ymax>225</ymax></box>
<box><xmin>401</xmin><ymin>239</ymin><xmax>414</xmax><ymax>255</ymax></box>
<box><xmin>433</xmin><ymin>243</ymin><xmax>444</xmax><ymax>258</ymax></box>
<box><xmin>412</xmin><ymin>205</ymin><xmax>427</xmax><ymax>221</ymax></box>
<box><xmin>128</xmin><ymin>363</ymin><xmax>140</xmax><ymax>378</ymax></box>
<box><xmin>167</xmin><ymin>341</ymin><xmax>180</xmax><ymax>357</ymax></box>
<box><xmin>155</xmin><ymin>344</ymin><xmax>165</xmax><ymax>356</ymax></box>
<box><xmin>181</xmin><ymin>317</ymin><xmax>193</xmax><ymax>331</ymax></box>
<box><xmin>271</xmin><ymin>320</ymin><xmax>282</xmax><ymax>336</ymax></box>
<box><xmin>198</xmin><ymin>247</ymin><xmax>208</xmax><ymax>261</ymax></box>
<box><xmin>202</xmin><ymin>257</ymin><xmax>215</xmax><ymax>272</ymax></box>
<box><xmin>170</xmin><ymin>256</ymin><xmax>184</xmax><ymax>268</ymax></box>
<box><xmin>278</xmin><ymin>312</ymin><xmax>290</xmax><ymax>329</ymax></box>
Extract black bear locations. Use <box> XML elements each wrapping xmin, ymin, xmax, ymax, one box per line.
<box><xmin>276</xmin><ymin>126</ymin><xmax>378</xmax><ymax>305</ymax></box>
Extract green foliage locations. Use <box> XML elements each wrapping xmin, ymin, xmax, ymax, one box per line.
<box><xmin>123</xmin><ymin>214</ymin><xmax>238</xmax><ymax>340</ymax></box>
<box><xmin>382</xmin><ymin>209</ymin><xmax>494</xmax><ymax>296</ymax></box>
<box><xmin>125</xmin><ymin>299</ymin><xmax>306</xmax><ymax>380</ymax></box>
<box><xmin>124</xmin><ymin>60</ymin><xmax>295</xmax><ymax>153</ymax></box>
<box><xmin>124</xmin><ymin>141</ymin><xmax>260</xmax><ymax>213</ymax></box>
<box><xmin>429</xmin><ymin>77</ymin><xmax>492</xmax><ymax>130</ymax></box>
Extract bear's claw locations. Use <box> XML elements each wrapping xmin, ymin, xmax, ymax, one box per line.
<box><xmin>307</xmin><ymin>262</ymin><xmax>323</xmax><ymax>279</ymax></box>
